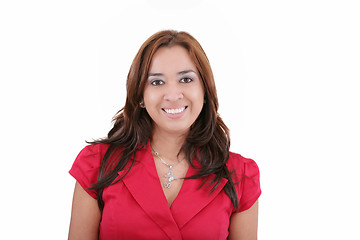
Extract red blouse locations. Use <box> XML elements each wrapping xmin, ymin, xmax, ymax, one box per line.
<box><xmin>69</xmin><ymin>140</ymin><xmax>261</xmax><ymax>239</ymax></box>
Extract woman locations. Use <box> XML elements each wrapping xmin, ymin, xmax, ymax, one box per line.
<box><xmin>68</xmin><ymin>30</ymin><xmax>261</xmax><ymax>240</ymax></box>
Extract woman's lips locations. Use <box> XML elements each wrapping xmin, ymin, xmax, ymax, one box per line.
<box><xmin>163</xmin><ymin>106</ymin><xmax>186</xmax><ymax>114</ymax></box>
<box><xmin>162</xmin><ymin>106</ymin><xmax>188</xmax><ymax>119</ymax></box>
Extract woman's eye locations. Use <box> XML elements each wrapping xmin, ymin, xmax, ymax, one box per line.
<box><xmin>150</xmin><ymin>79</ymin><xmax>164</xmax><ymax>86</ymax></box>
<box><xmin>180</xmin><ymin>77</ymin><xmax>193</xmax><ymax>83</ymax></box>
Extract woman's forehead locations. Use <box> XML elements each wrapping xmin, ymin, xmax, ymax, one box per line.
<box><xmin>149</xmin><ymin>46</ymin><xmax>197</xmax><ymax>74</ymax></box>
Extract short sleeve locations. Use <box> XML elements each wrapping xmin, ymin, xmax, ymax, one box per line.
<box><xmin>69</xmin><ymin>144</ymin><xmax>108</xmax><ymax>199</ymax></box>
<box><xmin>238</xmin><ymin>158</ymin><xmax>261</xmax><ymax>212</ymax></box>
<box><xmin>228</xmin><ymin>153</ymin><xmax>261</xmax><ymax>213</ymax></box>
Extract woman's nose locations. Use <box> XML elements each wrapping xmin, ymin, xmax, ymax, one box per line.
<box><xmin>163</xmin><ymin>83</ymin><xmax>183</xmax><ymax>101</ymax></box>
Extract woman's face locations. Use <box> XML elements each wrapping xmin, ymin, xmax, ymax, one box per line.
<box><xmin>143</xmin><ymin>45</ymin><xmax>205</xmax><ymax>136</ymax></box>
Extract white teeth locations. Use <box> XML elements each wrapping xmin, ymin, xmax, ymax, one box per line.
<box><xmin>164</xmin><ymin>107</ymin><xmax>186</xmax><ymax>114</ymax></box>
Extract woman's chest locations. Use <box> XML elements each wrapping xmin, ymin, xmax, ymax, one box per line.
<box><xmin>99</xmin><ymin>177</ymin><xmax>234</xmax><ymax>240</ymax></box>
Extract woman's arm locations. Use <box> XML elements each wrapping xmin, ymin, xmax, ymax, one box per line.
<box><xmin>228</xmin><ymin>200</ymin><xmax>259</xmax><ymax>240</ymax></box>
<box><xmin>68</xmin><ymin>182</ymin><xmax>101</xmax><ymax>240</ymax></box>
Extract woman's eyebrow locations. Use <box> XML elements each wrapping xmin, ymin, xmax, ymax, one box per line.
<box><xmin>178</xmin><ymin>70</ymin><xmax>196</xmax><ymax>75</ymax></box>
<box><xmin>148</xmin><ymin>70</ymin><xmax>196</xmax><ymax>77</ymax></box>
<box><xmin>148</xmin><ymin>73</ymin><xmax>163</xmax><ymax>77</ymax></box>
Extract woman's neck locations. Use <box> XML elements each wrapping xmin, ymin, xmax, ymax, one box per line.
<box><xmin>150</xmin><ymin>129</ymin><xmax>187</xmax><ymax>161</ymax></box>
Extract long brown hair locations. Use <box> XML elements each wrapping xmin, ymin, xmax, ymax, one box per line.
<box><xmin>90</xmin><ymin>30</ymin><xmax>238</xmax><ymax>210</ymax></box>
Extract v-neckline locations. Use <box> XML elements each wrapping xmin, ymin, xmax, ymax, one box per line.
<box><xmin>148</xmin><ymin>141</ymin><xmax>190</xmax><ymax>208</ymax></box>
<box><xmin>168</xmin><ymin>163</ymin><xmax>191</xmax><ymax>208</ymax></box>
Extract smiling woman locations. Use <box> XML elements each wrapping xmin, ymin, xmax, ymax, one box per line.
<box><xmin>68</xmin><ymin>30</ymin><xmax>261</xmax><ymax>240</ymax></box>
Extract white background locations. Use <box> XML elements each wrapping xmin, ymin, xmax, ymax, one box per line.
<box><xmin>1</xmin><ymin>0</ymin><xmax>359</xmax><ymax>239</ymax></box>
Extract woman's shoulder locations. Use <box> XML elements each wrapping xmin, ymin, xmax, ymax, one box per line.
<box><xmin>79</xmin><ymin>143</ymin><xmax>110</xmax><ymax>156</ymax></box>
<box><xmin>73</xmin><ymin>143</ymin><xmax>110</xmax><ymax>168</ymax></box>
<box><xmin>227</xmin><ymin>151</ymin><xmax>260</xmax><ymax>177</ymax></box>
<box><xmin>227</xmin><ymin>151</ymin><xmax>258</xmax><ymax>167</ymax></box>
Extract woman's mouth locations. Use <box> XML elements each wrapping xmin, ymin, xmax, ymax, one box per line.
<box><xmin>162</xmin><ymin>106</ymin><xmax>187</xmax><ymax>114</ymax></box>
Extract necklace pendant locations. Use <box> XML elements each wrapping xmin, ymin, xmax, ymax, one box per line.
<box><xmin>151</xmin><ymin>145</ymin><xmax>184</xmax><ymax>190</ymax></box>
<box><xmin>164</xmin><ymin>165</ymin><xmax>178</xmax><ymax>189</ymax></box>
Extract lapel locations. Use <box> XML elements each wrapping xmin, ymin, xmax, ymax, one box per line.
<box><xmin>170</xmin><ymin>165</ymin><xmax>228</xmax><ymax>229</ymax></box>
<box><xmin>118</xmin><ymin>141</ymin><xmax>182</xmax><ymax>240</ymax></box>
<box><xmin>117</xmin><ymin>140</ymin><xmax>228</xmax><ymax>236</ymax></box>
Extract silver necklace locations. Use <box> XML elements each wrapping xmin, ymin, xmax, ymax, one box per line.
<box><xmin>151</xmin><ymin>145</ymin><xmax>184</xmax><ymax>189</ymax></box>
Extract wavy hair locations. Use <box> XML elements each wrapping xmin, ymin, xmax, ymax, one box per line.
<box><xmin>90</xmin><ymin>30</ymin><xmax>238</xmax><ymax>211</ymax></box>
